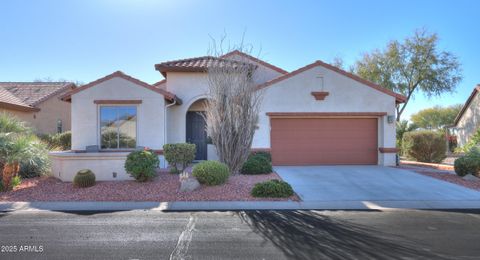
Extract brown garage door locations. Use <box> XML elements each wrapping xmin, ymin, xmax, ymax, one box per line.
<box><xmin>270</xmin><ymin>117</ymin><xmax>378</xmax><ymax>165</ymax></box>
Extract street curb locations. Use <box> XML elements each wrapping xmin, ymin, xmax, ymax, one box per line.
<box><xmin>2</xmin><ymin>200</ymin><xmax>480</xmax><ymax>212</ymax></box>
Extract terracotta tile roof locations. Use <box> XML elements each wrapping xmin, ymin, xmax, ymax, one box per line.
<box><xmin>0</xmin><ymin>82</ymin><xmax>74</xmax><ymax>112</ymax></box>
<box><xmin>0</xmin><ymin>87</ymin><xmax>38</xmax><ymax>111</ymax></box>
<box><xmin>0</xmin><ymin>82</ymin><xmax>75</xmax><ymax>106</ymax></box>
<box><xmin>154</xmin><ymin>56</ymin><xmax>256</xmax><ymax>76</ymax></box>
<box><xmin>60</xmin><ymin>71</ymin><xmax>182</xmax><ymax>105</ymax></box>
<box><xmin>454</xmin><ymin>84</ymin><xmax>480</xmax><ymax>126</ymax></box>
<box><xmin>153</xmin><ymin>79</ymin><xmax>166</xmax><ymax>89</ymax></box>
<box><xmin>220</xmin><ymin>50</ymin><xmax>288</xmax><ymax>75</ymax></box>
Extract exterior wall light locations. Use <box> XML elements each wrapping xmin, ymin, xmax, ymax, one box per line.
<box><xmin>387</xmin><ymin>115</ymin><xmax>395</xmax><ymax>124</ymax></box>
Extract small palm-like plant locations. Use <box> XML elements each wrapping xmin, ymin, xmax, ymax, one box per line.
<box><xmin>0</xmin><ymin>133</ymin><xmax>39</xmax><ymax>190</ymax></box>
<box><xmin>0</xmin><ymin>113</ymin><xmax>48</xmax><ymax>191</ymax></box>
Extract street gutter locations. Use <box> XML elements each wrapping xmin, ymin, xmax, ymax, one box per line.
<box><xmin>2</xmin><ymin>200</ymin><xmax>480</xmax><ymax>212</ymax></box>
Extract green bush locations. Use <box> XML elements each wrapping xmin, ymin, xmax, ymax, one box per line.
<box><xmin>192</xmin><ymin>161</ymin><xmax>229</xmax><ymax>186</ymax></box>
<box><xmin>250</xmin><ymin>151</ymin><xmax>272</xmax><ymax>162</ymax></box>
<box><xmin>454</xmin><ymin>157</ymin><xmax>472</xmax><ymax>177</ymax></box>
<box><xmin>73</xmin><ymin>169</ymin><xmax>96</xmax><ymax>188</ymax></box>
<box><xmin>454</xmin><ymin>147</ymin><xmax>480</xmax><ymax>177</ymax></box>
<box><xmin>124</xmin><ymin>150</ymin><xmax>160</xmax><ymax>182</ymax></box>
<box><xmin>11</xmin><ymin>176</ymin><xmax>21</xmax><ymax>188</ymax></box>
<box><xmin>1</xmin><ymin>114</ymin><xmax>51</xmax><ymax>188</ymax></box>
<box><xmin>18</xmin><ymin>140</ymin><xmax>51</xmax><ymax>178</ymax></box>
<box><xmin>0</xmin><ymin>176</ymin><xmax>21</xmax><ymax>192</ymax></box>
<box><xmin>241</xmin><ymin>155</ymin><xmax>272</xmax><ymax>175</ymax></box>
<box><xmin>459</xmin><ymin>128</ymin><xmax>480</xmax><ymax>153</ymax></box>
<box><xmin>163</xmin><ymin>143</ymin><xmax>196</xmax><ymax>173</ymax></box>
<box><xmin>402</xmin><ymin>130</ymin><xmax>447</xmax><ymax>163</ymax></box>
<box><xmin>38</xmin><ymin>131</ymin><xmax>71</xmax><ymax>151</ymax></box>
<box><xmin>251</xmin><ymin>179</ymin><xmax>294</xmax><ymax>198</ymax></box>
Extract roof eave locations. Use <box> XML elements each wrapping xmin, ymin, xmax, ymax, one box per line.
<box><xmin>0</xmin><ymin>102</ymin><xmax>40</xmax><ymax>112</ymax></box>
<box><xmin>31</xmin><ymin>82</ymin><xmax>77</xmax><ymax>106</ymax></box>
<box><xmin>60</xmin><ymin>71</ymin><xmax>181</xmax><ymax>105</ymax></box>
<box><xmin>256</xmin><ymin>60</ymin><xmax>406</xmax><ymax>103</ymax></box>
<box><xmin>453</xmin><ymin>85</ymin><xmax>480</xmax><ymax>126</ymax></box>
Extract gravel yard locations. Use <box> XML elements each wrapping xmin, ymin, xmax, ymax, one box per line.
<box><xmin>0</xmin><ymin>170</ymin><xmax>299</xmax><ymax>202</ymax></box>
<box><xmin>398</xmin><ymin>165</ymin><xmax>480</xmax><ymax>191</ymax></box>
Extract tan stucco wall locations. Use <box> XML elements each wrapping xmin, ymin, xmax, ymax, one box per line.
<box><xmin>164</xmin><ymin>56</ymin><xmax>284</xmax><ymax>146</ymax></box>
<box><xmin>456</xmin><ymin>92</ymin><xmax>480</xmax><ymax>147</ymax></box>
<box><xmin>0</xmin><ymin>94</ymin><xmax>71</xmax><ymax>134</ymax></box>
<box><xmin>70</xmin><ymin>77</ymin><xmax>166</xmax><ymax>151</ymax></box>
<box><xmin>255</xmin><ymin>65</ymin><xmax>397</xmax><ymax>166</ymax></box>
<box><xmin>164</xmin><ymin>65</ymin><xmax>397</xmax><ymax>166</ymax></box>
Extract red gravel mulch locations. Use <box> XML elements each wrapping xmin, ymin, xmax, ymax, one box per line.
<box><xmin>0</xmin><ymin>171</ymin><xmax>299</xmax><ymax>202</ymax></box>
<box><xmin>398</xmin><ymin>165</ymin><xmax>480</xmax><ymax>191</ymax></box>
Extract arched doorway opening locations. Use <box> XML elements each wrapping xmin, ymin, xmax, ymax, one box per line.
<box><xmin>186</xmin><ymin>98</ymin><xmax>208</xmax><ymax>160</ymax></box>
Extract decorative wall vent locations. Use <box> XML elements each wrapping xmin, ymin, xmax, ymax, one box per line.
<box><xmin>311</xmin><ymin>91</ymin><xmax>329</xmax><ymax>100</ymax></box>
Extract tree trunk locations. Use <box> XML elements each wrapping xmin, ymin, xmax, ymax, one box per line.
<box><xmin>2</xmin><ymin>162</ymin><xmax>19</xmax><ymax>191</ymax></box>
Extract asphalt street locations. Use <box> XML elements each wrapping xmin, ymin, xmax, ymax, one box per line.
<box><xmin>0</xmin><ymin>209</ymin><xmax>480</xmax><ymax>259</ymax></box>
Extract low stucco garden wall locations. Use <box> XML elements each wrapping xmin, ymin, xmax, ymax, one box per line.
<box><xmin>49</xmin><ymin>151</ymin><xmax>166</xmax><ymax>182</ymax></box>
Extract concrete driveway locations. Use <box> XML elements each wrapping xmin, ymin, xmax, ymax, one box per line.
<box><xmin>275</xmin><ymin>166</ymin><xmax>480</xmax><ymax>203</ymax></box>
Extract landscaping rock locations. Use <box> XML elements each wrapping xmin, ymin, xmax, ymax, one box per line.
<box><xmin>180</xmin><ymin>178</ymin><xmax>200</xmax><ymax>192</ymax></box>
<box><xmin>462</xmin><ymin>174</ymin><xmax>480</xmax><ymax>181</ymax></box>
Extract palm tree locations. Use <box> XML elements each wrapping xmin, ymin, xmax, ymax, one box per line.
<box><xmin>0</xmin><ymin>113</ymin><xmax>45</xmax><ymax>191</ymax></box>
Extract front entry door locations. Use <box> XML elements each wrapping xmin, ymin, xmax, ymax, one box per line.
<box><xmin>186</xmin><ymin>111</ymin><xmax>207</xmax><ymax>160</ymax></box>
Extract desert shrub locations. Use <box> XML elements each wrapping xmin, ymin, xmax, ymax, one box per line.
<box><xmin>11</xmin><ymin>176</ymin><xmax>21</xmax><ymax>188</ymax></box>
<box><xmin>0</xmin><ymin>113</ymin><xmax>31</xmax><ymax>133</ymax></box>
<box><xmin>459</xmin><ymin>128</ymin><xmax>480</xmax><ymax>153</ymax></box>
<box><xmin>38</xmin><ymin>131</ymin><xmax>71</xmax><ymax>151</ymax></box>
<box><xmin>454</xmin><ymin>157</ymin><xmax>472</xmax><ymax>177</ymax></box>
<box><xmin>73</xmin><ymin>169</ymin><xmax>96</xmax><ymax>188</ymax></box>
<box><xmin>163</xmin><ymin>143</ymin><xmax>196</xmax><ymax>173</ymax></box>
<box><xmin>192</xmin><ymin>161</ymin><xmax>229</xmax><ymax>186</ymax></box>
<box><xmin>0</xmin><ymin>114</ymin><xmax>50</xmax><ymax>190</ymax></box>
<box><xmin>402</xmin><ymin>130</ymin><xmax>447</xmax><ymax>163</ymax></box>
<box><xmin>0</xmin><ymin>176</ymin><xmax>21</xmax><ymax>192</ymax></box>
<box><xmin>241</xmin><ymin>155</ymin><xmax>272</xmax><ymax>175</ymax></box>
<box><xmin>124</xmin><ymin>150</ymin><xmax>159</xmax><ymax>182</ymax></box>
<box><xmin>251</xmin><ymin>179</ymin><xmax>294</xmax><ymax>198</ymax></box>
<box><xmin>18</xmin><ymin>140</ymin><xmax>51</xmax><ymax>178</ymax></box>
<box><xmin>56</xmin><ymin>131</ymin><xmax>71</xmax><ymax>150</ymax></box>
<box><xmin>454</xmin><ymin>147</ymin><xmax>480</xmax><ymax>177</ymax></box>
<box><xmin>249</xmin><ymin>151</ymin><xmax>272</xmax><ymax>162</ymax></box>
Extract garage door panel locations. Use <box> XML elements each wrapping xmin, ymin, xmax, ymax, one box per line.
<box><xmin>271</xmin><ymin>118</ymin><xmax>378</xmax><ymax>165</ymax></box>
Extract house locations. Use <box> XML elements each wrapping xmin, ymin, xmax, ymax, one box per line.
<box><xmin>0</xmin><ymin>82</ymin><xmax>76</xmax><ymax>134</ymax></box>
<box><xmin>51</xmin><ymin>51</ymin><xmax>405</xmax><ymax>181</ymax></box>
<box><xmin>452</xmin><ymin>84</ymin><xmax>480</xmax><ymax>147</ymax></box>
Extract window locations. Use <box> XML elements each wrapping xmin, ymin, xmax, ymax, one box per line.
<box><xmin>57</xmin><ymin>119</ymin><xmax>63</xmax><ymax>133</ymax></box>
<box><xmin>100</xmin><ymin>106</ymin><xmax>137</xmax><ymax>149</ymax></box>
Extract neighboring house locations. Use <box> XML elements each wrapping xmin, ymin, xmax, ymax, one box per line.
<box><xmin>53</xmin><ymin>51</ymin><xmax>405</xmax><ymax>181</ymax></box>
<box><xmin>0</xmin><ymin>82</ymin><xmax>76</xmax><ymax>134</ymax></box>
<box><xmin>452</xmin><ymin>84</ymin><xmax>480</xmax><ymax>147</ymax></box>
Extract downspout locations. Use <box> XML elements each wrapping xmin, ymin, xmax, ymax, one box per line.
<box><xmin>163</xmin><ymin>98</ymin><xmax>177</xmax><ymax>168</ymax></box>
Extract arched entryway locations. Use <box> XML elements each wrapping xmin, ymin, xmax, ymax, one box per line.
<box><xmin>186</xmin><ymin>98</ymin><xmax>208</xmax><ymax>160</ymax></box>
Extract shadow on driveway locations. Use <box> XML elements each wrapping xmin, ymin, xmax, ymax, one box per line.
<box><xmin>239</xmin><ymin>210</ymin><xmax>448</xmax><ymax>260</ymax></box>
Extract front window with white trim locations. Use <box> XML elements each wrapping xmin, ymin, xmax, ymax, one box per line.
<box><xmin>100</xmin><ymin>106</ymin><xmax>137</xmax><ymax>149</ymax></box>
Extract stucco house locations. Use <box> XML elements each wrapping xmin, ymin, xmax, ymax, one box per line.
<box><xmin>51</xmin><ymin>51</ymin><xmax>405</xmax><ymax>181</ymax></box>
<box><xmin>452</xmin><ymin>84</ymin><xmax>480</xmax><ymax>147</ymax></box>
<box><xmin>0</xmin><ymin>82</ymin><xmax>76</xmax><ymax>134</ymax></box>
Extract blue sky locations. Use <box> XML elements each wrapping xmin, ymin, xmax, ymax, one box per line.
<box><xmin>0</xmin><ymin>0</ymin><xmax>478</xmax><ymax>120</ymax></box>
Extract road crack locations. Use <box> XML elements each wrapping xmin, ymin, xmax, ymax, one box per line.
<box><xmin>170</xmin><ymin>215</ymin><xmax>197</xmax><ymax>260</ymax></box>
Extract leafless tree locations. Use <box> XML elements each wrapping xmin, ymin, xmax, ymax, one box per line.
<box><xmin>205</xmin><ymin>36</ymin><xmax>264</xmax><ymax>174</ymax></box>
